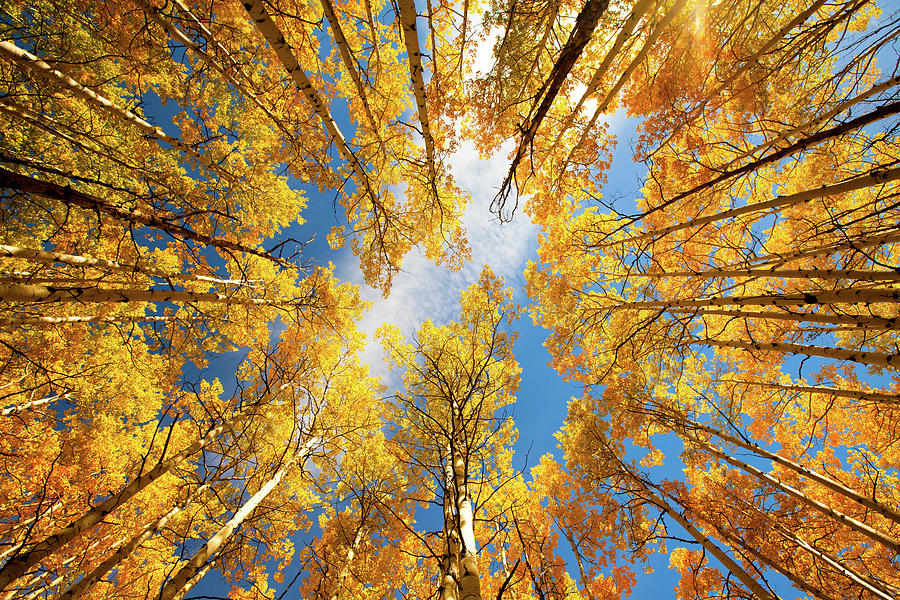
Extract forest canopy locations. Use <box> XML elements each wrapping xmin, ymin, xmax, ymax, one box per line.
<box><xmin>1</xmin><ymin>0</ymin><xmax>899</xmax><ymax>598</ymax></box>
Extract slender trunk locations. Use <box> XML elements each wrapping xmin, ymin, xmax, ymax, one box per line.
<box><xmin>552</xmin><ymin>0</ymin><xmax>689</xmax><ymax>185</ymax></box>
<box><xmin>772</xmin><ymin>522</ymin><xmax>899</xmax><ymax>599</ymax></box>
<box><xmin>0</xmin><ymin>402</ymin><xmax>261</xmax><ymax>590</ymax></box>
<box><xmin>441</xmin><ymin>445</ymin><xmax>459</xmax><ymax>600</ymax></box>
<box><xmin>514</xmin><ymin>0</ymin><xmax>559</xmax><ymax>103</ymax></box>
<box><xmin>426</xmin><ymin>0</ymin><xmax>438</xmax><ymax>88</ymax></box>
<box><xmin>1</xmin><ymin>394</ymin><xmax>70</xmax><ymax>417</ymax></box>
<box><xmin>452</xmin><ymin>450</ymin><xmax>480</xmax><ymax>600</ymax></box>
<box><xmin>458</xmin><ymin>0</ymin><xmax>468</xmax><ymax>74</ymax></box>
<box><xmin>496</xmin><ymin>522</ymin><xmax>508</xmax><ymax>578</ymax></box>
<box><xmin>668</xmin><ymin>413</ymin><xmax>900</xmax><ymax>525</ymax></box>
<box><xmin>326</xmin><ymin>523</ymin><xmax>364</xmax><ymax>600</ymax></box>
<box><xmin>0</xmin><ymin>245</ymin><xmax>247</xmax><ymax>285</ymax></box>
<box><xmin>714</xmin><ymin>526</ymin><xmax>835</xmax><ymax>600</ymax></box>
<box><xmin>629</xmin><ymin>476</ymin><xmax>777</xmax><ymax>600</ymax></box>
<box><xmin>665</xmin><ymin>306</ymin><xmax>899</xmax><ymax>330</ymax></box>
<box><xmin>695</xmin><ymin>440</ymin><xmax>900</xmax><ymax>553</ymax></box>
<box><xmin>693</xmin><ymin>338</ymin><xmax>900</xmax><ymax>369</ymax></box>
<box><xmin>58</xmin><ymin>481</ymin><xmax>214</xmax><ymax>600</ymax></box>
<box><xmin>0</xmin><ymin>283</ymin><xmax>304</xmax><ymax>308</ymax></box>
<box><xmin>651</xmin><ymin>0</ymin><xmax>831</xmax><ymax>151</ymax></box>
<box><xmin>0</xmin><ymin>101</ymin><xmax>159</xmax><ymax>177</ymax></box>
<box><xmin>0</xmin><ymin>168</ymin><xmax>288</xmax><ymax>266</ymax></box>
<box><xmin>611</xmin><ymin>286</ymin><xmax>900</xmax><ymax>310</ymax></box>
<box><xmin>397</xmin><ymin>0</ymin><xmax>439</xmax><ymax>190</ymax></box>
<box><xmin>242</xmin><ymin>0</ymin><xmax>378</xmax><ymax>205</ymax></box>
<box><xmin>0</xmin><ymin>315</ymin><xmax>201</xmax><ymax>327</ymax></box>
<box><xmin>655</xmin><ymin>98</ymin><xmax>900</xmax><ymax>210</ymax></box>
<box><xmin>137</xmin><ymin>0</ymin><xmax>286</xmax><ymax>134</ymax></box>
<box><xmin>747</xmin><ymin>381</ymin><xmax>900</xmax><ymax>406</ymax></box>
<box><xmin>594</xmin><ymin>0</ymin><xmax>686</xmax><ymax>115</ymax></box>
<box><xmin>167</xmin><ymin>561</ymin><xmax>213</xmax><ymax>600</ymax></box>
<box><xmin>157</xmin><ymin>438</ymin><xmax>319</xmax><ymax>600</ymax></box>
<box><xmin>319</xmin><ymin>0</ymin><xmax>379</xmax><ymax>133</ymax></box>
<box><xmin>610</xmin><ymin>165</ymin><xmax>900</xmax><ymax>248</ymax></box>
<box><xmin>0</xmin><ymin>502</ymin><xmax>66</xmax><ymax>566</ymax></box>
<box><xmin>548</xmin><ymin>0</ymin><xmax>654</xmax><ymax>154</ymax></box>
<box><xmin>0</xmin><ymin>41</ymin><xmax>230</xmax><ymax>181</ymax></box>
<box><xmin>5</xmin><ymin>533</ymin><xmax>116</xmax><ymax>599</ymax></box>
<box><xmin>560</xmin><ymin>525</ymin><xmax>595</xmax><ymax>600</ymax></box>
<box><xmin>494</xmin><ymin>0</ymin><xmax>609</xmax><ymax>217</ymax></box>
<box><xmin>728</xmin><ymin>74</ymin><xmax>900</xmax><ymax>166</ymax></box>
<box><xmin>716</xmin><ymin>227</ymin><xmax>900</xmax><ymax>271</ymax></box>
<box><xmin>633</xmin><ymin>268</ymin><xmax>900</xmax><ymax>282</ymax></box>
<box><xmin>362</xmin><ymin>0</ymin><xmax>382</xmax><ymax>70</ymax></box>
<box><xmin>169</xmin><ymin>0</ymin><xmax>244</xmax><ymax>73</ymax></box>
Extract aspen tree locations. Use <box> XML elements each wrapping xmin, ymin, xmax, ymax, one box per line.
<box><xmin>0</xmin><ymin>168</ymin><xmax>290</xmax><ymax>266</ymax></box>
<box><xmin>0</xmin><ymin>393</ymin><xmax>274</xmax><ymax>590</ymax></box>
<box><xmin>158</xmin><ymin>438</ymin><xmax>320</xmax><ymax>600</ymax></box>
<box><xmin>381</xmin><ymin>268</ymin><xmax>521</xmax><ymax>599</ymax></box>
<box><xmin>493</xmin><ymin>0</ymin><xmax>609</xmax><ymax>218</ymax></box>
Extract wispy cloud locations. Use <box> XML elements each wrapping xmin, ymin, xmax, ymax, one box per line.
<box><xmin>337</xmin><ymin>139</ymin><xmax>538</xmax><ymax>382</ymax></box>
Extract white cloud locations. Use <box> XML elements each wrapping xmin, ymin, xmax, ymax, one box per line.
<box><xmin>337</xmin><ymin>139</ymin><xmax>538</xmax><ymax>383</ymax></box>
<box><xmin>337</xmin><ymin>109</ymin><xmax>631</xmax><ymax>383</ymax></box>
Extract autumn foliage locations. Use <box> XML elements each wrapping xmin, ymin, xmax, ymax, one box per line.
<box><xmin>1</xmin><ymin>0</ymin><xmax>899</xmax><ymax>598</ymax></box>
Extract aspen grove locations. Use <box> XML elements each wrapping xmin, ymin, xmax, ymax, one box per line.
<box><xmin>0</xmin><ymin>0</ymin><xmax>898</xmax><ymax>597</ymax></box>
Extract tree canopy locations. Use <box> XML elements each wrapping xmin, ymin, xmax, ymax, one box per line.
<box><xmin>1</xmin><ymin>0</ymin><xmax>899</xmax><ymax>598</ymax></box>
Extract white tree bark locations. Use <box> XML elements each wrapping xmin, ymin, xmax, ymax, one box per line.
<box><xmin>0</xmin><ymin>41</ymin><xmax>231</xmax><ymax>181</ymax></box>
<box><xmin>0</xmin><ymin>283</ymin><xmax>306</xmax><ymax>308</ymax></box>
<box><xmin>157</xmin><ymin>438</ymin><xmax>319</xmax><ymax>600</ymax></box>
<box><xmin>0</xmin><ymin>402</ymin><xmax>262</xmax><ymax>589</ymax></box>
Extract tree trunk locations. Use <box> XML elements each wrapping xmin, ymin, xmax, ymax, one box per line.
<box><xmin>167</xmin><ymin>561</ymin><xmax>213</xmax><ymax>600</ymax></box>
<box><xmin>1</xmin><ymin>394</ymin><xmax>70</xmax><ymax>417</ymax></box>
<box><xmin>242</xmin><ymin>0</ymin><xmax>377</xmax><ymax>204</ymax></box>
<box><xmin>694</xmin><ymin>338</ymin><xmax>900</xmax><ymax>369</ymax></box>
<box><xmin>649</xmin><ymin>0</ymin><xmax>832</xmax><ymax>153</ymax></box>
<box><xmin>57</xmin><ymin>480</ymin><xmax>213</xmax><ymax>600</ymax></box>
<box><xmin>629</xmin><ymin>475</ymin><xmax>777</xmax><ymax>600</ymax></box>
<box><xmin>665</xmin><ymin>306</ymin><xmax>899</xmax><ymax>330</ymax></box>
<box><xmin>729</xmin><ymin>74</ymin><xmax>900</xmax><ymax>165</ymax></box>
<box><xmin>633</xmin><ymin>268</ymin><xmax>900</xmax><ymax>282</ymax></box>
<box><xmin>547</xmin><ymin>0</ymin><xmax>654</xmax><ymax>155</ymax></box>
<box><xmin>772</xmin><ymin>522</ymin><xmax>899</xmax><ymax>600</ymax></box>
<box><xmin>613</xmin><ymin>164</ymin><xmax>900</xmax><ymax>247</ymax></box>
<box><xmin>700</xmin><ymin>227</ymin><xmax>900</xmax><ymax>272</ymax></box>
<box><xmin>493</xmin><ymin>0</ymin><xmax>610</xmax><ymax>218</ymax></box>
<box><xmin>0</xmin><ymin>41</ymin><xmax>230</xmax><ymax>181</ymax></box>
<box><xmin>552</xmin><ymin>0</ymin><xmax>689</xmax><ymax>184</ymax></box>
<box><xmin>441</xmin><ymin>444</ymin><xmax>460</xmax><ymax>600</ymax></box>
<box><xmin>319</xmin><ymin>0</ymin><xmax>379</xmax><ymax>133</ymax></box>
<box><xmin>326</xmin><ymin>523</ymin><xmax>365</xmax><ymax>600</ymax></box>
<box><xmin>157</xmin><ymin>437</ymin><xmax>319</xmax><ymax>600</ymax></box>
<box><xmin>0</xmin><ymin>315</ymin><xmax>200</xmax><ymax>328</ymax></box>
<box><xmin>668</xmin><ymin>413</ymin><xmax>900</xmax><ymax>525</ymax></box>
<box><xmin>747</xmin><ymin>381</ymin><xmax>900</xmax><ymax>406</ymax></box>
<box><xmin>0</xmin><ymin>283</ymin><xmax>305</xmax><ymax>308</ymax></box>
<box><xmin>613</xmin><ymin>286</ymin><xmax>900</xmax><ymax>310</ymax></box>
<box><xmin>714</xmin><ymin>526</ymin><xmax>835</xmax><ymax>600</ymax></box>
<box><xmin>0</xmin><ymin>402</ymin><xmax>261</xmax><ymax>590</ymax></box>
<box><xmin>397</xmin><ymin>0</ymin><xmax>439</xmax><ymax>190</ymax></box>
<box><xmin>452</xmin><ymin>450</ymin><xmax>480</xmax><ymax>600</ymax></box>
<box><xmin>695</xmin><ymin>440</ymin><xmax>900</xmax><ymax>553</ymax></box>
<box><xmin>0</xmin><ymin>168</ymin><xmax>288</xmax><ymax>266</ymax></box>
